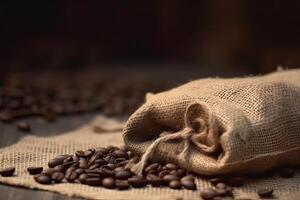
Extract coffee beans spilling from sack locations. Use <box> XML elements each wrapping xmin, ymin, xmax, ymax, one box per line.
<box><xmin>28</xmin><ymin>146</ymin><xmax>197</xmax><ymax>190</ymax></box>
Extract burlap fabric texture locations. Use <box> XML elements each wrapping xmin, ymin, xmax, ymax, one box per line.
<box><xmin>124</xmin><ymin>69</ymin><xmax>300</xmax><ymax>176</ymax></box>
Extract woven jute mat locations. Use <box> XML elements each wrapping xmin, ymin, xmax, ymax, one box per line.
<box><xmin>0</xmin><ymin>115</ymin><xmax>299</xmax><ymax>200</ymax></box>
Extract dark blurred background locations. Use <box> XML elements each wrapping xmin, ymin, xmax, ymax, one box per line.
<box><xmin>0</xmin><ymin>1</ymin><xmax>300</xmax><ymax>75</ymax></box>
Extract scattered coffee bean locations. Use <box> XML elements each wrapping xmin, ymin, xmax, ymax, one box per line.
<box><xmin>51</xmin><ymin>172</ymin><xmax>65</xmax><ymax>183</ymax></box>
<box><xmin>86</xmin><ymin>177</ymin><xmax>102</xmax><ymax>186</ymax></box>
<box><xmin>27</xmin><ymin>166</ymin><xmax>43</xmax><ymax>175</ymax></box>
<box><xmin>169</xmin><ymin>180</ymin><xmax>182</xmax><ymax>189</ymax></box>
<box><xmin>200</xmin><ymin>188</ymin><xmax>217</xmax><ymax>200</ymax></box>
<box><xmin>115</xmin><ymin>170</ymin><xmax>132</xmax><ymax>180</ymax></box>
<box><xmin>48</xmin><ymin>158</ymin><xmax>63</xmax><ymax>168</ymax></box>
<box><xmin>165</xmin><ymin>163</ymin><xmax>178</xmax><ymax>170</ymax></box>
<box><xmin>128</xmin><ymin>176</ymin><xmax>147</xmax><ymax>188</ymax></box>
<box><xmin>34</xmin><ymin>174</ymin><xmax>52</xmax><ymax>184</ymax></box>
<box><xmin>279</xmin><ymin>168</ymin><xmax>294</xmax><ymax>178</ymax></box>
<box><xmin>181</xmin><ymin>179</ymin><xmax>197</xmax><ymax>190</ymax></box>
<box><xmin>0</xmin><ymin>167</ymin><xmax>15</xmax><ymax>177</ymax></box>
<box><xmin>102</xmin><ymin>177</ymin><xmax>115</xmax><ymax>189</ymax></box>
<box><xmin>17</xmin><ymin>121</ymin><xmax>31</xmax><ymax>132</ymax></box>
<box><xmin>257</xmin><ymin>188</ymin><xmax>273</xmax><ymax>198</ymax></box>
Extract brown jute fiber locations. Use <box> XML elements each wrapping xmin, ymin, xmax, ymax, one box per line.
<box><xmin>124</xmin><ymin>69</ymin><xmax>300</xmax><ymax>176</ymax></box>
<box><xmin>0</xmin><ymin>115</ymin><xmax>300</xmax><ymax>199</ymax></box>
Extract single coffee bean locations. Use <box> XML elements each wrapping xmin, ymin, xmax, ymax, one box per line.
<box><xmin>17</xmin><ymin>121</ymin><xmax>31</xmax><ymax>132</ymax></box>
<box><xmin>0</xmin><ymin>167</ymin><xmax>15</xmax><ymax>177</ymax></box>
<box><xmin>65</xmin><ymin>171</ymin><xmax>77</xmax><ymax>182</ymax></box>
<box><xmin>116</xmin><ymin>180</ymin><xmax>130</xmax><ymax>190</ymax></box>
<box><xmin>177</xmin><ymin>169</ymin><xmax>186</xmax><ymax>178</ymax></box>
<box><xmin>75</xmin><ymin>150</ymin><xmax>85</xmax><ymax>157</ymax></box>
<box><xmin>72</xmin><ymin>155</ymin><xmax>79</xmax><ymax>162</ymax></box>
<box><xmin>163</xmin><ymin>174</ymin><xmax>179</xmax><ymax>182</ymax></box>
<box><xmin>147</xmin><ymin>169</ymin><xmax>157</xmax><ymax>175</ymax></box>
<box><xmin>165</xmin><ymin>163</ymin><xmax>178</xmax><ymax>170</ymax></box>
<box><xmin>159</xmin><ymin>170</ymin><xmax>169</xmax><ymax>178</ymax></box>
<box><xmin>84</xmin><ymin>149</ymin><xmax>94</xmax><ymax>157</ymax></box>
<box><xmin>106</xmin><ymin>163</ymin><xmax>117</xmax><ymax>170</ymax></box>
<box><xmin>181</xmin><ymin>175</ymin><xmax>195</xmax><ymax>182</ymax></box>
<box><xmin>209</xmin><ymin>178</ymin><xmax>225</xmax><ymax>186</ymax></box>
<box><xmin>86</xmin><ymin>177</ymin><xmax>102</xmax><ymax>186</ymax></box>
<box><xmin>145</xmin><ymin>163</ymin><xmax>159</xmax><ymax>173</ymax></box>
<box><xmin>53</xmin><ymin>165</ymin><xmax>66</xmax><ymax>172</ymax></box>
<box><xmin>34</xmin><ymin>174</ymin><xmax>52</xmax><ymax>184</ymax></box>
<box><xmin>48</xmin><ymin>158</ymin><xmax>63</xmax><ymax>168</ymax></box>
<box><xmin>102</xmin><ymin>177</ymin><xmax>115</xmax><ymax>189</ymax></box>
<box><xmin>128</xmin><ymin>176</ymin><xmax>147</xmax><ymax>188</ymax></box>
<box><xmin>51</xmin><ymin>172</ymin><xmax>65</xmax><ymax>183</ymax></box>
<box><xmin>200</xmin><ymin>188</ymin><xmax>217</xmax><ymax>200</ymax></box>
<box><xmin>112</xmin><ymin>149</ymin><xmax>128</xmax><ymax>158</ymax></box>
<box><xmin>115</xmin><ymin>170</ymin><xmax>132</xmax><ymax>180</ymax></box>
<box><xmin>89</xmin><ymin>163</ymin><xmax>99</xmax><ymax>170</ymax></box>
<box><xmin>257</xmin><ymin>188</ymin><xmax>273</xmax><ymax>198</ymax></box>
<box><xmin>181</xmin><ymin>179</ymin><xmax>197</xmax><ymax>190</ymax></box>
<box><xmin>27</xmin><ymin>167</ymin><xmax>43</xmax><ymax>175</ymax></box>
<box><xmin>63</xmin><ymin>161</ymin><xmax>77</xmax><ymax>169</ymax></box>
<box><xmin>89</xmin><ymin>153</ymin><xmax>101</xmax><ymax>164</ymax></box>
<box><xmin>279</xmin><ymin>168</ymin><xmax>294</xmax><ymax>178</ymax></box>
<box><xmin>216</xmin><ymin>182</ymin><xmax>227</xmax><ymax>189</ymax></box>
<box><xmin>79</xmin><ymin>173</ymin><xmax>88</xmax><ymax>184</ymax></box>
<box><xmin>63</xmin><ymin>156</ymin><xmax>73</xmax><ymax>164</ymax></box>
<box><xmin>169</xmin><ymin>180</ymin><xmax>182</xmax><ymax>189</ymax></box>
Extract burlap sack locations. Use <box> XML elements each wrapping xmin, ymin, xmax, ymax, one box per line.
<box><xmin>123</xmin><ymin>69</ymin><xmax>300</xmax><ymax>176</ymax></box>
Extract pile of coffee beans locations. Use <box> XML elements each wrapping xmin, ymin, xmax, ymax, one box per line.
<box><xmin>25</xmin><ymin>146</ymin><xmax>197</xmax><ymax>190</ymax></box>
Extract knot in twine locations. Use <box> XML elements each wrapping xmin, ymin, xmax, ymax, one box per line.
<box><xmin>132</xmin><ymin>102</ymin><xmax>219</xmax><ymax>175</ymax></box>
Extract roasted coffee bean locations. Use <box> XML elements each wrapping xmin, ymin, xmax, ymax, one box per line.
<box><xmin>104</xmin><ymin>155</ymin><xmax>116</xmax><ymax>164</ymax></box>
<box><xmin>112</xmin><ymin>149</ymin><xmax>128</xmax><ymax>158</ymax></box>
<box><xmin>116</xmin><ymin>180</ymin><xmax>130</xmax><ymax>190</ymax></box>
<box><xmin>27</xmin><ymin>166</ymin><xmax>43</xmax><ymax>175</ymax></box>
<box><xmin>209</xmin><ymin>178</ymin><xmax>225</xmax><ymax>186</ymax></box>
<box><xmin>158</xmin><ymin>170</ymin><xmax>169</xmax><ymax>178</ymax></box>
<box><xmin>200</xmin><ymin>188</ymin><xmax>217</xmax><ymax>200</ymax></box>
<box><xmin>181</xmin><ymin>179</ymin><xmax>197</xmax><ymax>190</ymax></box>
<box><xmin>216</xmin><ymin>182</ymin><xmax>227</xmax><ymax>189</ymax></box>
<box><xmin>102</xmin><ymin>177</ymin><xmax>115</xmax><ymax>189</ymax></box>
<box><xmin>75</xmin><ymin>150</ymin><xmax>85</xmax><ymax>157</ymax></box>
<box><xmin>0</xmin><ymin>167</ymin><xmax>15</xmax><ymax>177</ymax></box>
<box><xmin>63</xmin><ymin>161</ymin><xmax>78</xmax><ymax>169</ymax></box>
<box><xmin>54</xmin><ymin>165</ymin><xmax>66</xmax><ymax>172</ymax></box>
<box><xmin>115</xmin><ymin>158</ymin><xmax>126</xmax><ymax>163</ymax></box>
<box><xmin>74</xmin><ymin>168</ymin><xmax>84</xmax><ymax>175</ymax></box>
<box><xmin>145</xmin><ymin>163</ymin><xmax>159</xmax><ymax>173</ymax></box>
<box><xmin>72</xmin><ymin>155</ymin><xmax>79</xmax><ymax>162</ymax></box>
<box><xmin>65</xmin><ymin>171</ymin><xmax>77</xmax><ymax>182</ymax></box>
<box><xmin>78</xmin><ymin>173</ymin><xmax>88</xmax><ymax>184</ymax></box>
<box><xmin>34</xmin><ymin>174</ymin><xmax>52</xmax><ymax>184</ymax></box>
<box><xmin>84</xmin><ymin>149</ymin><xmax>94</xmax><ymax>157</ymax></box>
<box><xmin>165</xmin><ymin>163</ymin><xmax>178</xmax><ymax>170</ymax></box>
<box><xmin>257</xmin><ymin>188</ymin><xmax>273</xmax><ymax>198</ymax></box>
<box><xmin>17</xmin><ymin>121</ymin><xmax>31</xmax><ymax>132</ymax></box>
<box><xmin>129</xmin><ymin>156</ymin><xmax>140</xmax><ymax>164</ymax></box>
<box><xmin>279</xmin><ymin>168</ymin><xmax>294</xmax><ymax>178</ymax></box>
<box><xmin>128</xmin><ymin>176</ymin><xmax>147</xmax><ymax>188</ymax></box>
<box><xmin>86</xmin><ymin>173</ymin><xmax>101</xmax><ymax>178</ymax></box>
<box><xmin>181</xmin><ymin>175</ymin><xmax>194</xmax><ymax>182</ymax></box>
<box><xmin>43</xmin><ymin>168</ymin><xmax>56</xmax><ymax>175</ymax></box>
<box><xmin>89</xmin><ymin>153</ymin><xmax>101</xmax><ymax>164</ymax></box>
<box><xmin>95</xmin><ymin>147</ymin><xmax>109</xmax><ymax>155</ymax></box>
<box><xmin>169</xmin><ymin>180</ymin><xmax>182</xmax><ymax>189</ymax></box>
<box><xmin>115</xmin><ymin>170</ymin><xmax>132</xmax><ymax>180</ymax></box>
<box><xmin>163</xmin><ymin>174</ymin><xmax>179</xmax><ymax>182</ymax></box>
<box><xmin>176</xmin><ymin>169</ymin><xmax>186</xmax><ymax>178</ymax></box>
<box><xmin>63</xmin><ymin>156</ymin><xmax>73</xmax><ymax>164</ymax></box>
<box><xmin>51</xmin><ymin>172</ymin><xmax>65</xmax><ymax>183</ymax></box>
<box><xmin>48</xmin><ymin>158</ymin><xmax>63</xmax><ymax>168</ymax></box>
<box><xmin>86</xmin><ymin>177</ymin><xmax>102</xmax><ymax>186</ymax></box>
